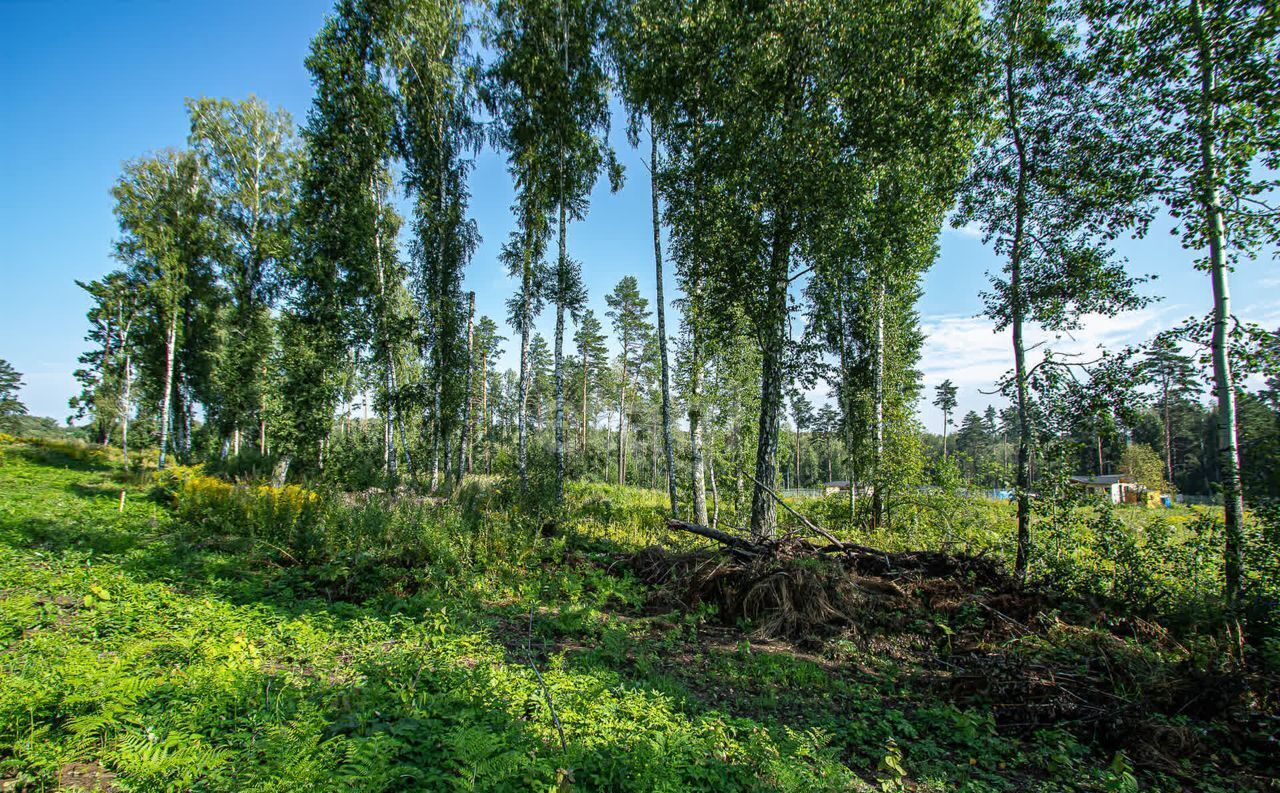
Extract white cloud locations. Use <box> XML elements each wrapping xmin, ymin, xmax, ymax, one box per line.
<box><xmin>916</xmin><ymin>306</ymin><xmax>1173</xmax><ymax>425</ymax></box>
<box><xmin>943</xmin><ymin>221</ymin><xmax>984</xmax><ymax>239</ymax></box>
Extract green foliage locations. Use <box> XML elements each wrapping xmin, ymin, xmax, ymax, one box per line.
<box><xmin>1119</xmin><ymin>443</ymin><xmax>1167</xmax><ymax>492</ymax></box>
<box><xmin>0</xmin><ymin>360</ymin><xmax>25</xmax><ymax>431</ymax></box>
<box><xmin>3</xmin><ymin>439</ymin><xmax>1277</xmax><ymax>790</ymax></box>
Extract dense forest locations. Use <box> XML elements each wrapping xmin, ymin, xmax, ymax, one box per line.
<box><xmin>2</xmin><ymin>0</ymin><xmax>1279</xmax><ymax>789</ymax></box>
<box><xmin>66</xmin><ymin>0</ymin><xmax>1280</xmax><ymax>567</ymax></box>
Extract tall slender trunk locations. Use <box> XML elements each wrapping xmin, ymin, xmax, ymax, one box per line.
<box><xmin>1163</xmin><ymin>384</ymin><xmax>1174</xmax><ymax>484</ymax></box>
<box><xmin>689</xmin><ymin>323</ymin><xmax>708</xmax><ymax>525</ymax></box>
<box><xmin>708</xmin><ymin>431</ymin><xmax>720</xmax><ymax>530</ymax></box>
<box><xmin>432</xmin><ymin>377</ymin><xmax>441</xmax><ymax>491</ymax></box>
<box><xmin>552</xmin><ymin>0</ymin><xmax>570</xmax><ymax>502</ymax></box>
<box><xmin>1191</xmin><ymin>0</ymin><xmax>1244</xmax><ymax>600</ymax></box>
<box><xmin>581</xmin><ymin>344</ymin><xmax>590</xmax><ymax>465</ymax></box>
<box><xmin>517</xmin><ymin>229</ymin><xmax>533</xmax><ymax>491</ymax></box>
<box><xmin>157</xmin><ymin>309</ymin><xmax>177</xmax><ymax>470</ymax></box>
<box><xmin>554</xmin><ymin>197</ymin><xmax>568</xmax><ymax>501</ymax></box>
<box><xmin>373</xmin><ymin>186</ymin><xmax>398</xmax><ymax>482</ymax></box>
<box><xmin>651</xmin><ymin>130</ymin><xmax>678</xmax><ymax>515</ymax></box>
<box><xmin>442</xmin><ymin>414</ymin><xmax>451</xmax><ymax>489</ymax></box>
<box><xmin>795</xmin><ymin>428</ymin><xmax>801</xmax><ymax>488</ymax></box>
<box><xmin>482</xmin><ymin>359</ymin><xmax>491</xmax><ymax>475</ymax></box>
<box><xmin>617</xmin><ymin>345</ymin><xmax>628</xmax><ymax>487</ymax></box>
<box><xmin>942</xmin><ymin>409</ymin><xmax>949</xmax><ymax>458</ymax></box>
<box><xmin>871</xmin><ymin>280</ymin><xmax>885</xmax><ymax>528</ymax></box>
<box><xmin>460</xmin><ymin>292</ymin><xmax>474</xmax><ymax>478</ymax></box>
<box><xmin>1005</xmin><ymin>27</ymin><xmax>1034</xmax><ymax>581</ymax></box>
<box><xmin>120</xmin><ymin>350</ymin><xmax>132</xmax><ymax>471</ymax></box>
<box><xmin>749</xmin><ymin>213</ymin><xmax>792</xmax><ymax>540</ymax></box>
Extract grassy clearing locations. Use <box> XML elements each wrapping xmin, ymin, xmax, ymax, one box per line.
<box><xmin>0</xmin><ymin>439</ymin><xmax>1273</xmax><ymax>791</ymax></box>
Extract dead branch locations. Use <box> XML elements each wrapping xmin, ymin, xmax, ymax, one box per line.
<box><xmin>667</xmin><ymin>518</ymin><xmax>761</xmax><ymax>556</ymax></box>
<box><xmin>739</xmin><ymin>469</ymin><xmax>846</xmax><ymax>549</ymax></box>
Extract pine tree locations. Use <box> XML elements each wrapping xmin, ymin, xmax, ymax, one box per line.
<box><xmin>934</xmin><ymin>380</ymin><xmax>959</xmax><ymax>459</ymax></box>
<box><xmin>573</xmin><ymin>308</ymin><xmax>608</xmax><ymax>468</ymax></box>
<box><xmin>0</xmin><ymin>359</ymin><xmax>27</xmax><ymax>432</ymax></box>
<box><xmin>605</xmin><ymin>276</ymin><xmax>651</xmax><ymax>487</ymax></box>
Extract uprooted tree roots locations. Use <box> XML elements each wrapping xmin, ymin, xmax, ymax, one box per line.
<box><xmin>632</xmin><ymin>517</ymin><xmax>1021</xmax><ymax>642</ymax></box>
<box><xmin>628</xmin><ymin>519</ymin><xmax>1274</xmax><ymax>780</ymax></box>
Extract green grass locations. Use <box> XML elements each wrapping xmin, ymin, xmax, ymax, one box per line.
<box><xmin>0</xmin><ymin>439</ymin><xmax>1268</xmax><ymax>791</ymax></box>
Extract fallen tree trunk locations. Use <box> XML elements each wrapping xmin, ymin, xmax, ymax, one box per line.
<box><xmin>664</xmin><ymin>517</ymin><xmax>1008</xmax><ymax>588</ymax></box>
<box><xmin>666</xmin><ymin>518</ymin><xmax>762</xmax><ymax>555</ymax></box>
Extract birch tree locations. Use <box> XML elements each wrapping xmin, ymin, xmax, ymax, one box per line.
<box><xmin>187</xmin><ymin>96</ymin><xmax>298</xmax><ymax>457</ymax></box>
<box><xmin>954</xmin><ymin>0</ymin><xmax>1153</xmax><ymax>578</ymax></box>
<box><xmin>112</xmin><ymin>149</ymin><xmax>210</xmax><ymax>470</ymax></box>
<box><xmin>1085</xmin><ymin>0</ymin><xmax>1280</xmax><ymax>601</ymax></box>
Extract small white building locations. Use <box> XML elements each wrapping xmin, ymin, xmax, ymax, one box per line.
<box><xmin>1068</xmin><ymin>474</ymin><xmax>1141</xmax><ymax>504</ymax></box>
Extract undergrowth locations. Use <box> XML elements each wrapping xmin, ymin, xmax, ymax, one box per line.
<box><xmin>0</xmin><ymin>438</ymin><xmax>1275</xmax><ymax>791</ymax></box>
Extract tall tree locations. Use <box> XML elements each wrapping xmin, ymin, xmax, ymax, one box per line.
<box><xmin>187</xmin><ymin>96</ymin><xmax>298</xmax><ymax>457</ymax></box>
<box><xmin>283</xmin><ymin>0</ymin><xmax>402</xmax><ymax>478</ymax></box>
<box><xmin>1141</xmin><ymin>333</ymin><xmax>1200</xmax><ymax>486</ymax></box>
<box><xmin>623</xmin><ymin>0</ymin><xmax>982</xmax><ymax>538</ymax></box>
<box><xmin>72</xmin><ymin>272</ymin><xmax>141</xmax><ymax>465</ymax></box>
<box><xmin>649</xmin><ymin>128</ymin><xmax>677</xmax><ymax>515</ymax></box>
<box><xmin>605</xmin><ymin>276</ymin><xmax>651</xmax><ymax>487</ymax></box>
<box><xmin>471</xmin><ymin>315</ymin><xmax>505</xmax><ymax>474</ymax></box>
<box><xmin>790</xmin><ymin>393</ymin><xmax>814</xmax><ymax>488</ymax></box>
<box><xmin>953</xmin><ymin>0</ymin><xmax>1152</xmax><ymax>578</ymax></box>
<box><xmin>112</xmin><ymin>149</ymin><xmax>211</xmax><ymax>470</ymax></box>
<box><xmin>0</xmin><ymin>359</ymin><xmax>26</xmax><ymax>432</ymax></box>
<box><xmin>486</xmin><ymin>0</ymin><xmax>619</xmax><ymax>501</ymax></box>
<box><xmin>573</xmin><ymin>308</ymin><xmax>608</xmax><ymax>466</ymax></box>
<box><xmin>1086</xmin><ymin>0</ymin><xmax>1280</xmax><ymax>601</ymax></box>
<box><xmin>934</xmin><ymin>379</ymin><xmax>959</xmax><ymax>458</ymax></box>
<box><xmin>385</xmin><ymin>0</ymin><xmax>481</xmax><ymax>491</ymax></box>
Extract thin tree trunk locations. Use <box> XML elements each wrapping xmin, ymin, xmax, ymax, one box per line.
<box><xmin>749</xmin><ymin>220</ymin><xmax>791</xmax><ymax>540</ymax></box>
<box><xmin>708</xmin><ymin>433</ymin><xmax>720</xmax><ymax>530</ymax></box>
<box><xmin>554</xmin><ymin>196</ymin><xmax>568</xmax><ymax>501</ymax></box>
<box><xmin>460</xmin><ymin>292</ymin><xmax>474</xmax><ymax>478</ymax></box>
<box><xmin>689</xmin><ymin>328</ymin><xmax>708</xmax><ymax>525</ymax></box>
<box><xmin>617</xmin><ymin>355</ymin><xmax>628</xmax><ymax>487</ymax></box>
<box><xmin>871</xmin><ymin>280</ymin><xmax>885</xmax><ymax>528</ymax></box>
<box><xmin>157</xmin><ymin>310</ymin><xmax>177</xmax><ymax>470</ymax></box>
<box><xmin>651</xmin><ymin>129</ymin><xmax>678</xmax><ymax>515</ymax></box>
<box><xmin>373</xmin><ymin>184</ymin><xmax>398</xmax><ymax>482</ymax></box>
<box><xmin>1005</xmin><ymin>26</ymin><xmax>1034</xmax><ymax>581</ymax></box>
<box><xmin>581</xmin><ymin>343</ymin><xmax>590</xmax><ymax>466</ymax></box>
<box><xmin>1192</xmin><ymin>0</ymin><xmax>1244</xmax><ymax>601</ymax></box>
<box><xmin>120</xmin><ymin>351</ymin><xmax>132</xmax><ymax>471</ymax></box>
<box><xmin>432</xmin><ymin>377</ymin><xmax>441</xmax><ymax>491</ymax></box>
<box><xmin>517</xmin><ymin>230</ymin><xmax>533</xmax><ymax>491</ymax></box>
<box><xmin>482</xmin><ymin>360</ymin><xmax>491</xmax><ymax>475</ymax></box>
<box><xmin>1163</xmin><ymin>380</ymin><xmax>1174</xmax><ymax>484</ymax></box>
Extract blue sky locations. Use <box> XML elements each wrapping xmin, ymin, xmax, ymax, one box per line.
<box><xmin>1</xmin><ymin>0</ymin><xmax>1276</xmax><ymax>430</ymax></box>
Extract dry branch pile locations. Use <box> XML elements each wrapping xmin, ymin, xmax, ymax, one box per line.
<box><xmin>627</xmin><ymin>517</ymin><xmax>1274</xmax><ymax>781</ymax></box>
<box><xmin>633</xmin><ymin>517</ymin><xmax>1021</xmax><ymax>642</ymax></box>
